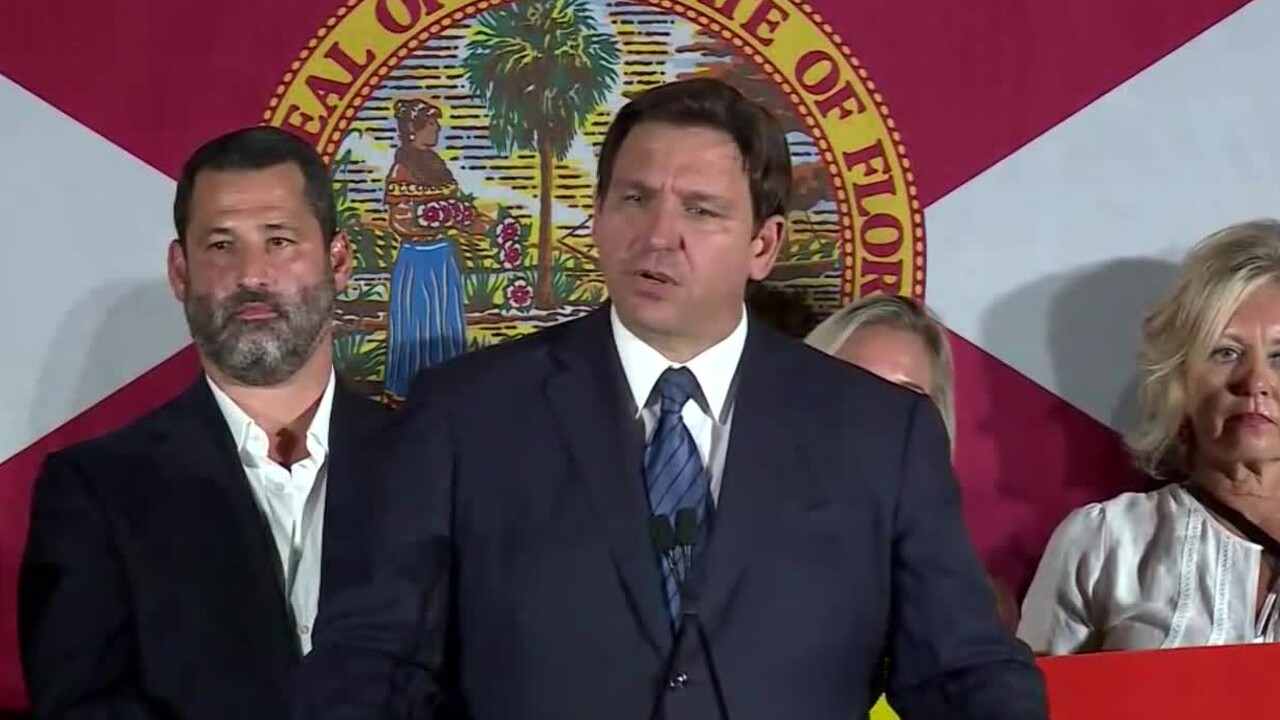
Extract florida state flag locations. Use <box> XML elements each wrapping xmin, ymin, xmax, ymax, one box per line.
<box><xmin>1</xmin><ymin>0</ymin><xmax>1271</xmax><ymax>711</ymax></box>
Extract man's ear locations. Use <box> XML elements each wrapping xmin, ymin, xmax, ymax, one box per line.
<box><xmin>330</xmin><ymin>232</ymin><xmax>354</xmax><ymax>291</ymax></box>
<box><xmin>167</xmin><ymin>239</ymin><xmax>188</xmax><ymax>303</ymax></box>
<box><xmin>747</xmin><ymin>215</ymin><xmax>786</xmax><ymax>281</ymax></box>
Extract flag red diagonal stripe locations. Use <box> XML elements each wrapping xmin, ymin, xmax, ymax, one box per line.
<box><xmin>0</xmin><ymin>1</ymin><xmax>1251</xmax><ymax>204</ymax></box>
<box><xmin>949</xmin><ymin>334</ymin><xmax>1146</xmax><ymax>598</ymax></box>
<box><xmin>0</xmin><ymin>0</ymin><xmax>1245</xmax><ymax>710</ymax></box>
<box><xmin>836</xmin><ymin>0</ymin><xmax>1250</xmax><ymax>204</ymax></box>
<box><xmin>0</xmin><ymin>1</ymin><xmax>336</xmax><ymax>178</ymax></box>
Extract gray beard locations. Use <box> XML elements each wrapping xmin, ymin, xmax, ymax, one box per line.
<box><xmin>185</xmin><ymin>281</ymin><xmax>335</xmax><ymax>386</ymax></box>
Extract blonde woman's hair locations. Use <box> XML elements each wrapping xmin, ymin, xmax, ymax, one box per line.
<box><xmin>804</xmin><ymin>294</ymin><xmax>956</xmax><ymax>446</ymax></box>
<box><xmin>1130</xmin><ymin>218</ymin><xmax>1280</xmax><ymax>478</ymax></box>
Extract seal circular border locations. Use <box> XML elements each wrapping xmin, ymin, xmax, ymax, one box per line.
<box><xmin>262</xmin><ymin>0</ymin><xmax>926</xmax><ymax>303</ymax></box>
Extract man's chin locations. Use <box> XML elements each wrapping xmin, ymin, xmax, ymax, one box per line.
<box><xmin>213</xmin><ymin>352</ymin><xmax>299</xmax><ymax>387</ymax></box>
<box><xmin>616</xmin><ymin>306</ymin><xmax>688</xmax><ymax>341</ymax></box>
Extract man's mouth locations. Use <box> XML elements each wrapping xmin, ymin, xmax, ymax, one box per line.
<box><xmin>636</xmin><ymin>269</ymin><xmax>675</xmax><ymax>285</ymax></box>
<box><xmin>234</xmin><ymin>302</ymin><xmax>279</xmax><ymax>321</ymax></box>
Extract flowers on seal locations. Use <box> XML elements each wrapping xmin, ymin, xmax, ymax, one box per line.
<box><xmin>496</xmin><ymin>216</ymin><xmax>521</xmax><ymax>243</ymax></box>
<box><xmin>416</xmin><ymin>197</ymin><xmax>476</xmax><ymax>230</ymax></box>
<box><xmin>496</xmin><ymin>241</ymin><xmax>523</xmax><ymax>270</ymax></box>
<box><xmin>484</xmin><ymin>208</ymin><xmax>529</xmax><ymax>272</ymax></box>
<box><xmin>504</xmin><ymin>277</ymin><xmax>533</xmax><ymax>310</ymax></box>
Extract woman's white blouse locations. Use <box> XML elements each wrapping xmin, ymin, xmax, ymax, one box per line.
<box><xmin>1017</xmin><ymin>484</ymin><xmax>1280</xmax><ymax>654</ymax></box>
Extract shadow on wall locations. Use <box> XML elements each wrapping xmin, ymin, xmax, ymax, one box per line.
<box><xmin>972</xmin><ymin>256</ymin><xmax>1179</xmax><ymax>596</ymax></box>
<box><xmin>986</xmin><ymin>256</ymin><xmax>1180</xmax><ymax>433</ymax></box>
<box><xmin>31</xmin><ymin>279</ymin><xmax>185</xmax><ymax>444</ymax></box>
<box><xmin>1</xmin><ymin>278</ymin><xmax>190</xmax><ymax>711</ymax></box>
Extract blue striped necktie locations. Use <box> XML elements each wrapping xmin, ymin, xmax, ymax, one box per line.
<box><xmin>643</xmin><ymin>367</ymin><xmax>709</xmax><ymax>621</ymax></box>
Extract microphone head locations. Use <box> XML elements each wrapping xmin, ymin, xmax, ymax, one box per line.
<box><xmin>674</xmin><ymin>508</ymin><xmax>698</xmax><ymax>546</ymax></box>
<box><xmin>679</xmin><ymin>588</ymin><xmax>699</xmax><ymax>617</ymax></box>
<box><xmin>649</xmin><ymin>514</ymin><xmax>676</xmax><ymax>553</ymax></box>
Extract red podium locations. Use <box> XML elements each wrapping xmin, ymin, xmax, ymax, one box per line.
<box><xmin>1040</xmin><ymin>643</ymin><xmax>1280</xmax><ymax>718</ymax></box>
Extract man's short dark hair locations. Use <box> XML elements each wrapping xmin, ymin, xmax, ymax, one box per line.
<box><xmin>595</xmin><ymin>78</ymin><xmax>792</xmax><ymax>227</ymax></box>
<box><xmin>173</xmin><ymin>126</ymin><xmax>336</xmax><ymax>246</ymax></box>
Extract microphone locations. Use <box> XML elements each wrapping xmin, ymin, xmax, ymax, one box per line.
<box><xmin>648</xmin><ymin>512</ymin><xmax>692</xmax><ymax>720</ymax></box>
<box><xmin>673</xmin><ymin>508</ymin><xmax>699</xmax><ymax>590</ymax></box>
<box><xmin>646</xmin><ymin>508</ymin><xmax>731</xmax><ymax>720</ymax></box>
<box><xmin>648</xmin><ymin>514</ymin><xmax>684</xmax><ymax>585</ymax></box>
<box><xmin>649</xmin><ymin>514</ymin><xmax>677</xmax><ymax>561</ymax></box>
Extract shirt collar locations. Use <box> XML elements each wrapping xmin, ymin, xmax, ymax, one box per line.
<box><xmin>610</xmin><ymin>305</ymin><xmax>747</xmax><ymax>422</ymax></box>
<box><xmin>206</xmin><ymin>369</ymin><xmax>336</xmax><ymax>461</ymax></box>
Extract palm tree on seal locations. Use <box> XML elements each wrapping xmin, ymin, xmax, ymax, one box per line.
<box><xmin>463</xmin><ymin>0</ymin><xmax>621</xmax><ymax>309</ymax></box>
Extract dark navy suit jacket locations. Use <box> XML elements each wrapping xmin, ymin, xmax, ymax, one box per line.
<box><xmin>299</xmin><ymin>306</ymin><xmax>1048</xmax><ymax>720</ymax></box>
<box><xmin>19</xmin><ymin>378</ymin><xmax>388</xmax><ymax>720</ymax></box>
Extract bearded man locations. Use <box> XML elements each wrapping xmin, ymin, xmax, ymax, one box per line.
<box><xmin>18</xmin><ymin>126</ymin><xmax>388</xmax><ymax>720</ymax></box>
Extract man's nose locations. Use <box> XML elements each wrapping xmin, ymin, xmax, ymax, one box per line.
<box><xmin>234</xmin><ymin>245</ymin><xmax>273</xmax><ymax>288</ymax></box>
<box><xmin>638</xmin><ymin>200</ymin><xmax>681</xmax><ymax>251</ymax></box>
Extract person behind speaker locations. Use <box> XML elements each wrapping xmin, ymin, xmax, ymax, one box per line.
<box><xmin>18</xmin><ymin>127</ymin><xmax>388</xmax><ymax>720</ymax></box>
<box><xmin>1020</xmin><ymin>218</ymin><xmax>1280</xmax><ymax>653</ymax></box>
<box><xmin>804</xmin><ymin>293</ymin><xmax>1021</xmax><ymax>632</ymax></box>
<box><xmin>297</xmin><ymin>77</ymin><xmax>1047</xmax><ymax>720</ymax></box>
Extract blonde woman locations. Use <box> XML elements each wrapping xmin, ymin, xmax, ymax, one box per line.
<box><xmin>1019</xmin><ymin>218</ymin><xmax>1280</xmax><ymax>653</ymax></box>
<box><xmin>805</xmin><ymin>294</ymin><xmax>956</xmax><ymax>446</ymax></box>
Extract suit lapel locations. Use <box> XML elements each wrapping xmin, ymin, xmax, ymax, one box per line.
<box><xmin>698</xmin><ymin>320</ymin><xmax>801</xmax><ymax>626</ymax></box>
<box><xmin>157</xmin><ymin>380</ymin><xmax>301</xmax><ymax>664</ymax></box>
<box><xmin>543</xmin><ymin>307</ymin><xmax>672</xmax><ymax>652</ymax></box>
<box><xmin>326</xmin><ymin>381</ymin><xmax>388</xmax><ymax>498</ymax></box>
<box><xmin>320</xmin><ymin>383</ymin><xmax>390</xmax><ymax>589</ymax></box>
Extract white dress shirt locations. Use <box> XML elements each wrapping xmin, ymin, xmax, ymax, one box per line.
<box><xmin>207</xmin><ymin>371</ymin><xmax>335</xmax><ymax>655</ymax></box>
<box><xmin>610</xmin><ymin>306</ymin><xmax>746</xmax><ymax>504</ymax></box>
<box><xmin>1017</xmin><ymin>483</ymin><xmax>1280</xmax><ymax>654</ymax></box>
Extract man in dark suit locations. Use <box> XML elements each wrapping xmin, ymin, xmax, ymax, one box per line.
<box><xmin>298</xmin><ymin>79</ymin><xmax>1048</xmax><ymax>719</ymax></box>
<box><xmin>18</xmin><ymin>126</ymin><xmax>388</xmax><ymax>720</ymax></box>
